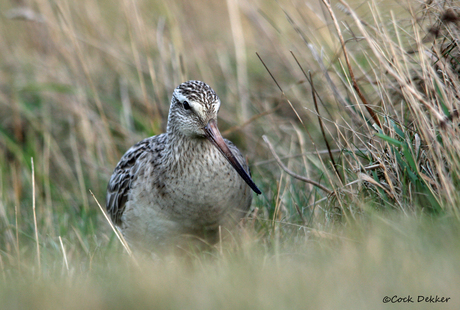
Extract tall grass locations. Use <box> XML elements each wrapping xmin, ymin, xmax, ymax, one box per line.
<box><xmin>0</xmin><ymin>0</ymin><xmax>459</xmax><ymax>308</ymax></box>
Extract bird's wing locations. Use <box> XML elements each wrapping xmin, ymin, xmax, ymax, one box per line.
<box><xmin>106</xmin><ymin>134</ymin><xmax>165</xmax><ymax>225</ymax></box>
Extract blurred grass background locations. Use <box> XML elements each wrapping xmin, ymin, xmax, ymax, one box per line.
<box><xmin>1</xmin><ymin>0</ymin><xmax>460</xmax><ymax>308</ymax></box>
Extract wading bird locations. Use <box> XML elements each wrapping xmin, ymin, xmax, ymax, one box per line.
<box><xmin>106</xmin><ymin>80</ymin><xmax>261</xmax><ymax>254</ymax></box>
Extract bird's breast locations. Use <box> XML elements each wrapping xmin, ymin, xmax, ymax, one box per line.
<box><xmin>163</xmin><ymin>148</ymin><xmax>249</xmax><ymax>221</ymax></box>
<box><xmin>127</xmin><ymin>142</ymin><xmax>251</xmax><ymax>231</ymax></box>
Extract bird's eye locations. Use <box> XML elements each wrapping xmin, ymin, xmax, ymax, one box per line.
<box><xmin>183</xmin><ymin>100</ymin><xmax>191</xmax><ymax>110</ymax></box>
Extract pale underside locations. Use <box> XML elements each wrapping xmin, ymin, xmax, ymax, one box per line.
<box><xmin>106</xmin><ymin>132</ymin><xmax>253</xmax><ymax>253</ymax></box>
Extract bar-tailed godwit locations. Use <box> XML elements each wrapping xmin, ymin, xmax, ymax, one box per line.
<box><xmin>106</xmin><ymin>80</ymin><xmax>260</xmax><ymax>253</ymax></box>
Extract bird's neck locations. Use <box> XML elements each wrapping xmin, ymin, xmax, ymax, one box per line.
<box><xmin>164</xmin><ymin>129</ymin><xmax>214</xmax><ymax>165</ymax></box>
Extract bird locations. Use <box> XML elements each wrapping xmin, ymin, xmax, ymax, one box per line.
<box><xmin>106</xmin><ymin>80</ymin><xmax>261</xmax><ymax>254</ymax></box>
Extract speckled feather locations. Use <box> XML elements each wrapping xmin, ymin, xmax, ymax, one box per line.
<box><xmin>106</xmin><ymin>81</ymin><xmax>254</xmax><ymax>252</ymax></box>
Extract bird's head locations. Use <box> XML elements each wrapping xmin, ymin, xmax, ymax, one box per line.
<box><xmin>169</xmin><ymin>80</ymin><xmax>221</xmax><ymax>138</ymax></box>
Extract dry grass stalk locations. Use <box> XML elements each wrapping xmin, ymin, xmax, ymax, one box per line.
<box><xmin>90</xmin><ymin>190</ymin><xmax>133</xmax><ymax>257</ymax></box>
<box><xmin>31</xmin><ymin>158</ymin><xmax>40</xmax><ymax>270</ymax></box>
<box><xmin>321</xmin><ymin>0</ymin><xmax>382</xmax><ymax>129</ymax></box>
<box><xmin>263</xmin><ymin>135</ymin><xmax>333</xmax><ymax>195</ymax></box>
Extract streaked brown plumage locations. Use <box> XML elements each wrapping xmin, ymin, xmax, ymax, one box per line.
<box><xmin>106</xmin><ymin>80</ymin><xmax>260</xmax><ymax>254</ymax></box>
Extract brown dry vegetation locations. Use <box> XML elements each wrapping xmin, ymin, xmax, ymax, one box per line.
<box><xmin>1</xmin><ymin>0</ymin><xmax>460</xmax><ymax>309</ymax></box>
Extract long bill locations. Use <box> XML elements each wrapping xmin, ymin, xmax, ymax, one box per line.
<box><xmin>204</xmin><ymin>119</ymin><xmax>262</xmax><ymax>195</ymax></box>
